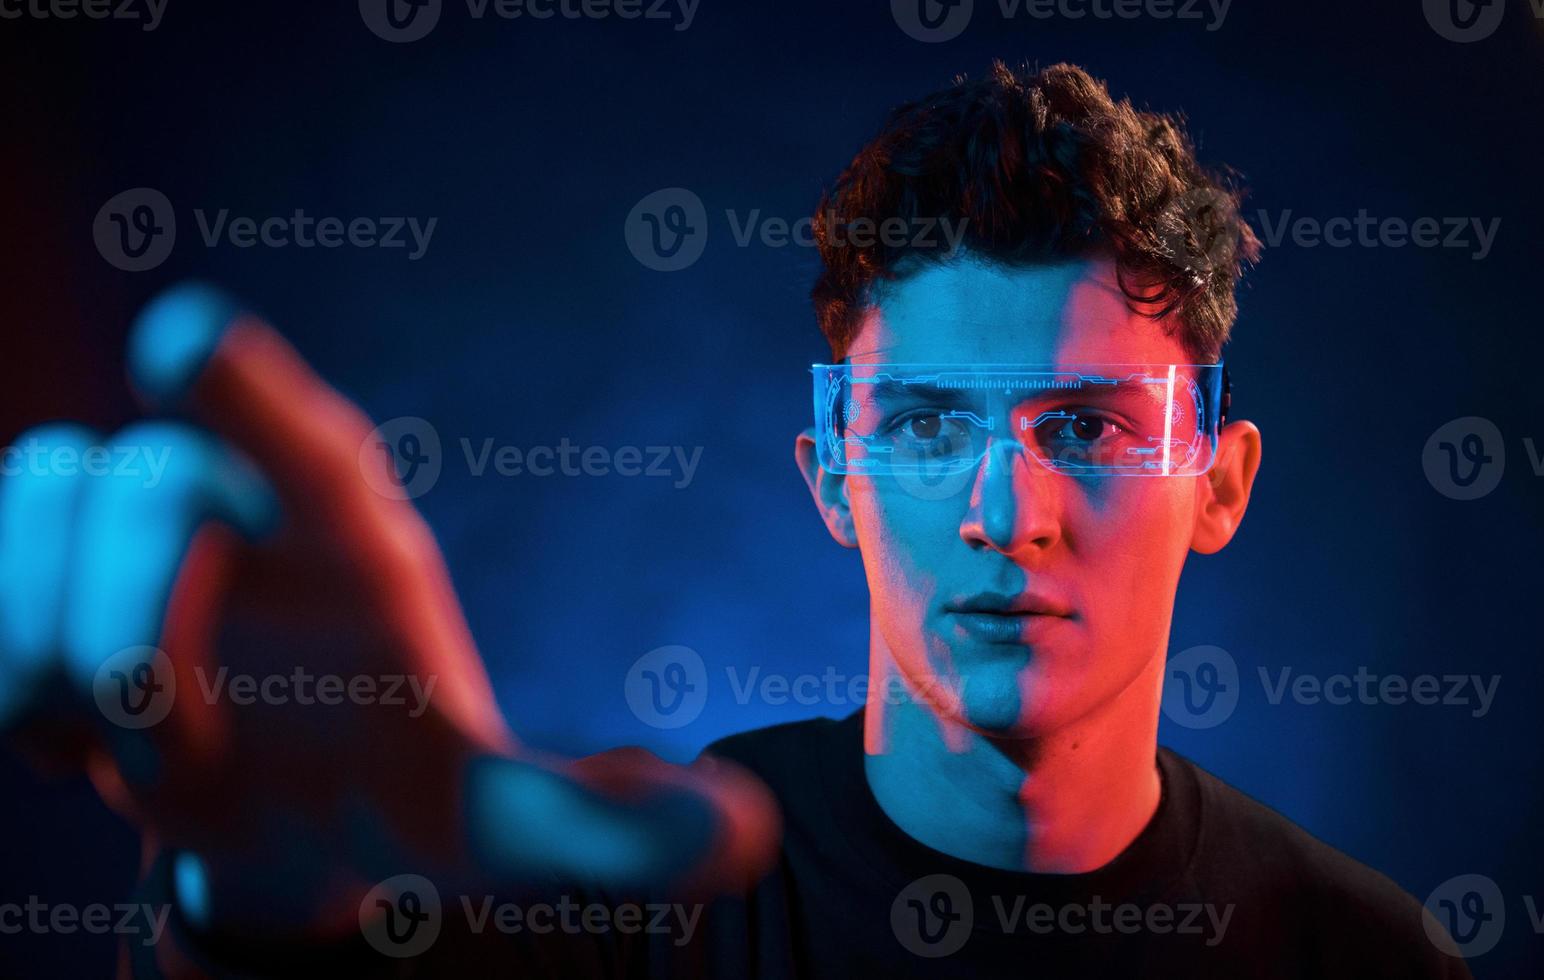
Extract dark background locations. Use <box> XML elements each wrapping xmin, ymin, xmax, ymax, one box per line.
<box><xmin>2</xmin><ymin>1</ymin><xmax>1541</xmax><ymax>975</ymax></box>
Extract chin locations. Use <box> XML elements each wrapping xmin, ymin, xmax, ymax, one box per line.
<box><xmin>945</xmin><ymin>658</ymin><xmax>1088</xmax><ymax>740</ymax></box>
<box><xmin>946</xmin><ymin>660</ymin><xmax>1038</xmax><ymax>736</ymax></box>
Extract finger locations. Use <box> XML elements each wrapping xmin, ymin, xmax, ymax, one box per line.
<box><xmin>0</xmin><ymin>424</ymin><xmax>101</xmax><ymax>758</ymax></box>
<box><xmin>127</xmin><ymin>283</ymin><xmax>511</xmax><ymax>753</ymax></box>
<box><xmin>127</xmin><ymin>282</ymin><xmax>399</xmax><ymax>522</ymax></box>
<box><xmin>59</xmin><ymin>421</ymin><xmax>277</xmax><ymax>785</ymax></box>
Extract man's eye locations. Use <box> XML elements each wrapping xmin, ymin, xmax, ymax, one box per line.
<box><xmin>1060</xmin><ymin>415</ymin><xmax>1123</xmax><ymax>442</ymax></box>
<box><xmin>903</xmin><ymin>415</ymin><xmax>945</xmax><ymax>440</ymax></box>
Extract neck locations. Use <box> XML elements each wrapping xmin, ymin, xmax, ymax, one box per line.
<box><xmin>863</xmin><ymin>633</ymin><xmax>1165</xmax><ymax>874</ymax></box>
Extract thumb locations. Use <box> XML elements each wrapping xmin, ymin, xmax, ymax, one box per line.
<box><xmin>464</xmin><ymin>749</ymin><xmax>780</xmax><ymax>899</ymax></box>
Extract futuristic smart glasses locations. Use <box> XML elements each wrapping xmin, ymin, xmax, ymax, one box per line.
<box><xmin>812</xmin><ymin>363</ymin><xmax>1230</xmax><ymax>479</ymax></box>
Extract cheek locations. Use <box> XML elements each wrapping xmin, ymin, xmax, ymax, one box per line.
<box><xmin>1068</xmin><ymin>481</ymin><xmax>1194</xmax><ymax>627</ymax></box>
<box><xmin>849</xmin><ymin>480</ymin><xmax>967</xmax><ymax>615</ymax></box>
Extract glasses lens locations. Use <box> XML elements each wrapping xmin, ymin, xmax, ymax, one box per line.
<box><xmin>815</xmin><ymin>364</ymin><xmax>1221</xmax><ymax>477</ymax></box>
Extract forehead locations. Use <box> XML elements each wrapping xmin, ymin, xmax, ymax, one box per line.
<box><xmin>847</xmin><ymin>255</ymin><xmax>1188</xmax><ymax>365</ymax></box>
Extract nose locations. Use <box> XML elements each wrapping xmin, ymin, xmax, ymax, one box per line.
<box><xmin>958</xmin><ymin>436</ymin><xmax>1062</xmax><ymax>558</ymax></box>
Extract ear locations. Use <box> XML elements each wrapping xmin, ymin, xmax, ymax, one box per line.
<box><xmin>1190</xmin><ymin>420</ymin><xmax>1262</xmax><ymax>555</ymax></box>
<box><xmin>794</xmin><ymin>427</ymin><xmax>858</xmax><ymax>549</ymax></box>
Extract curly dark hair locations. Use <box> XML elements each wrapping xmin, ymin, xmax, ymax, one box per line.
<box><xmin>811</xmin><ymin>61</ymin><xmax>1259</xmax><ymax>363</ymax></box>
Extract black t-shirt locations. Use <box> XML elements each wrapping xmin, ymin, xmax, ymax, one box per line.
<box><xmin>139</xmin><ymin>709</ymin><xmax>1472</xmax><ymax>978</ymax></box>
<box><xmin>669</xmin><ymin>709</ymin><xmax>1470</xmax><ymax>979</ymax></box>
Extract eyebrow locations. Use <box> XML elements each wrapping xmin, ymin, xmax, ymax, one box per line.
<box><xmin>860</xmin><ymin>373</ymin><xmax>1166</xmax><ymax>405</ymax></box>
<box><xmin>861</xmin><ymin>378</ymin><xmax>974</xmax><ymax>407</ymax></box>
<box><xmin>1067</xmin><ymin>375</ymin><xmax>1170</xmax><ymax>404</ymax></box>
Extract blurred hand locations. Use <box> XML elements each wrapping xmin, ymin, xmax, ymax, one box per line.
<box><xmin>0</xmin><ymin>284</ymin><xmax>776</xmax><ymax>942</ymax></box>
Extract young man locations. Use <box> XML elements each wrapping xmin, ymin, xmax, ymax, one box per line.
<box><xmin>0</xmin><ymin>63</ymin><xmax>1469</xmax><ymax>977</ymax></box>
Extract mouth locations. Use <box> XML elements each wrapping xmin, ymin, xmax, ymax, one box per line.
<box><xmin>945</xmin><ymin>592</ymin><xmax>1075</xmax><ymax>644</ymax></box>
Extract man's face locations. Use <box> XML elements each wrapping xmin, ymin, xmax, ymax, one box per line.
<box><xmin>839</xmin><ymin>255</ymin><xmax>1208</xmax><ymax>738</ymax></box>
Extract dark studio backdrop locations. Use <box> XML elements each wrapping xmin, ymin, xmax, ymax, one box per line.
<box><xmin>1</xmin><ymin>1</ymin><xmax>1541</xmax><ymax>975</ymax></box>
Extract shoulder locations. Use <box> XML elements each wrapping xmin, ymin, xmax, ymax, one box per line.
<box><xmin>1174</xmin><ymin>748</ymin><xmax>1412</xmax><ymax>904</ymax></box>
<box><xmin>699</xmin><ymin>712</ymin><xmax>862</xmax><ymax>831</ymax></box>
<box><xmin>701</xmin><ymin>712</ymin><xmax>850</xmax><ymax>780</ymax></box>
<box><xmin>1166</xmin><ymin>749</ymin><xmax>1469</xmax><ymax>978</ymax></box>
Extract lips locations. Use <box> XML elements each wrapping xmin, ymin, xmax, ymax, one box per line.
<box><xmin>946</xmin><ymin>591</ymin><xmax>1074</xmax><ymax>618</ymax></box>
<box><xmin>945</xmin><ymin>591</ymin><xmax>1075</xmax><ymax>644</ymax></box>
